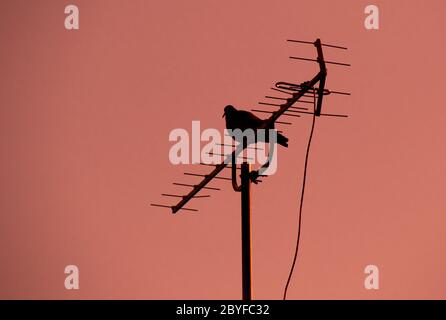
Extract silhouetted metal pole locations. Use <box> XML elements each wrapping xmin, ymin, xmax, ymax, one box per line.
<box><xmin>241</xmin><ymin>162</ymin><xmax>252</xmax><ymax>300</ymax></box>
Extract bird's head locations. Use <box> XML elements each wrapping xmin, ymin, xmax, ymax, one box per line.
<box><xmin>222</xmin><ymin>105</ymin><xmax>236</xmax><ymax>118</ymax></box>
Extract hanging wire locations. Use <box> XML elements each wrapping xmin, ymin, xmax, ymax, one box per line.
<box><xmin>283</xmin><ymin>88</ymin><xmax>317</xmax><ymax>300</ymax></box>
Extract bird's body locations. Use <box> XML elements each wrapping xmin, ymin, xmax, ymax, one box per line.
<box><xmin>223</xmin><ymin>105</ymin><xmax>289</xmax><ymax>147</ymax></box>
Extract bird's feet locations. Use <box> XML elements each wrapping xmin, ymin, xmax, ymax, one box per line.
<box><xmin>249</xmin><ymin>170</ymin><xmax>262</xmax><ymax>184</ymax></box>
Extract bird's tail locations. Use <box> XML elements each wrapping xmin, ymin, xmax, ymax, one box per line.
<box><xmin>277</xmin><ymin>133</ymin><xmax>289</xmax><ymax>147</ymax></box>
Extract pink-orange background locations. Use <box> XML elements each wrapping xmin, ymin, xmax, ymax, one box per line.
<box><xmin>1</xmin><ymin>0</ymin><xmax>446</xmax><ymax>299</ymax></box>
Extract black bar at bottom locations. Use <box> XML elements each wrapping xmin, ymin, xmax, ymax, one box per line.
<box><xmin>0</xmin><ymin>300</ymin><xmax>440</xmax><ymax>318</ymax></box>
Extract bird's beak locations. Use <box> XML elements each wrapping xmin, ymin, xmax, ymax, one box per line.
<box><xmin>222</xmin><ymin>113</ymin><xmax>226</xmax><ymax>118</ymax></box>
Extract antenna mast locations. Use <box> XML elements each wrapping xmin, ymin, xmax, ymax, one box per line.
<box><xmin>151</xmin><ymin>38</ymin><xmax>350</xmax><ymax>300</ymax></box>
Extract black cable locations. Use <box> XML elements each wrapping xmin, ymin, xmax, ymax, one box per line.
<box><xmin>283</xmin><ymin>93</ymin><xmax>317</xmax><ymax>300</ymax></box>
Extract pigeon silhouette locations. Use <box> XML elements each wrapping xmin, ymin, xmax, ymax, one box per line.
<box><xmin>222</xmin><ymin>105</ymin><xmax>289</xmax><ymax>147</ymax></box>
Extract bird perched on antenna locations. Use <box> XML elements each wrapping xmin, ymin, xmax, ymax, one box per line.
<box><xmin>223</xmin><ymin>105</ymin><xmax>289</xmax><ymax>147</ymax></box>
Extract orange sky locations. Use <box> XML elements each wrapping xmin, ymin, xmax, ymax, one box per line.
<box><xmin>1</xmin><ymin>0</ymin><xmax>446</xmax><ymax>299</ymax></box>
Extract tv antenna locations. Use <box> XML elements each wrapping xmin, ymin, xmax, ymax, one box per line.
<box><xmin>151</xmin><ymin>39</ymin><xmax>350</xmax><ymax>300</ymax></box>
